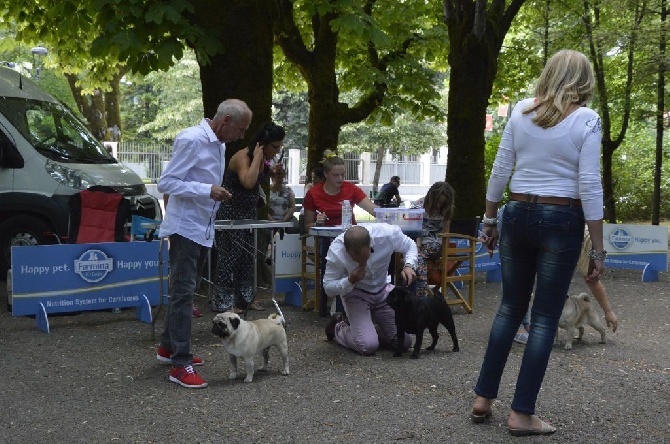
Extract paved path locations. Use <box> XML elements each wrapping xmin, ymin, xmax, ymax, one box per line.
<box><xmin>1</xmin><ymin>268</ymin><xmax>668</xmax><ymax>443</ymax></box>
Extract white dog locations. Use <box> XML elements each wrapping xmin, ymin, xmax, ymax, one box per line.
<box><xmin>211</xmin><ymin>312</ymin><xmax>289</xmax><ymax>382</ymax></box>
<box><xmin>558</xmin><ymin>292</ymin><xmax>607</xmax><ymax>350</ymax></box>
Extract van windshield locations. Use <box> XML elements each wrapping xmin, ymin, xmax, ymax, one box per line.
<box><xmin>0</xmin><ymin>98</ymin><xmax>116</xmax><ymax>164</ymax></box>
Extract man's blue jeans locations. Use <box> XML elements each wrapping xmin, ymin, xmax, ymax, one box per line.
<box><xmin>160</xmin><ymin>234</ymin><xmax>209</xmax><ymax>367</ymax></box>
<box><xmin>475</xmin><ymin>201</ymin><xmax>584</xmax><ymax>414</ymax></box>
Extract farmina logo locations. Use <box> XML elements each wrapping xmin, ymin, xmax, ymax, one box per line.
<box><xmin>74</xmin><ymin>249</ymin><xmax>114</xmax><ymax>282</ymax></box>
<box><xmin>609</xmin><ymin>228</ymin><xmax>632</xmax><ymax>250</ymax></box>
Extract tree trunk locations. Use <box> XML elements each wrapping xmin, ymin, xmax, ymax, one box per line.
<box><xmin>65</xmin><ymin>74</ymin><xmax>107</xmax><ymax>141</ymax></box>
<box><xmin>373</xmin><ymin>145</ymin><xmax>385</xmax><ymax>193</ymax></box>
<box><xmin>305</xmin><ymin>72</ymin><xmax>343</xmax><ymax>174</ymax></box>
<box><xmin>442</xmin><ymin>0</ymin><xmax>526</xmax><ymax>219</ymax></box>
<box><xmin>602</xmin><ymin>141</ymin><xmax>617</xmax><ymax>222</ymax></box>
<box><xmin>104</xmin><ymin>74</ymin><xmax>122</xmax><ymax>141</ymax></box>
<box><xmin>445</xmin><ymin>42</ymin><xmax>497</xmax><ymax>219</ymax></box>
<box><xmin>192</xmin><ymin>0</ymin><xmax>276</xmax><ymax>163</ymax></box>
<box><xmin>653</xmin><ymin>0</ymin><xmax>666</xmax><ymax>226</ymax></box>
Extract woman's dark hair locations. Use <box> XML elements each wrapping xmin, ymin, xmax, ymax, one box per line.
<box><xmin>247</xmin><ymin>121</ymin><xmax>286</xmax><ymax>161</ymax></box>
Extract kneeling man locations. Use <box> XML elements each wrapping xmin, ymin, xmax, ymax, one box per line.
<box><xmin>323</xmin><ymin>224</ymin><xmax>417</xmax><ymax>355</ymax></box>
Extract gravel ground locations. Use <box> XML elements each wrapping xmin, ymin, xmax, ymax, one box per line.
<box><xmin>1</xmin><ymin>267</ymin><xmax>668</xmax><ymax>444</ymax></box>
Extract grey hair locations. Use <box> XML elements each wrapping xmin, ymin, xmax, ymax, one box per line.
<box><xmin>214</xmin><ymin>99</ymin><xmax>252</xmax><ymax>123</ymax></box>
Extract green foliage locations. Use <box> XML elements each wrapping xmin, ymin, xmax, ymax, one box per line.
<box><xmin>272</xmin><ymin>90</ymin><xmax>309</xmax><ymax>150</ymax></box>
<box><xmin>613</xmin><ymin>121</ymin><xmax>670</xmax><ymax>221</ymax></box>
<box><xmin>339</xmin><ymin>112</ymin><xmax>445</xmax><ymax>155</ymax></box>
<box><xmin>0</xmin><ymin>35</ymin><xmax>80</xmax><ymax>116</ymax></box>
<box><xmin>121</xmin><ymin>50</ymin><xmax>203</xmax><ymax>143</ymax></box>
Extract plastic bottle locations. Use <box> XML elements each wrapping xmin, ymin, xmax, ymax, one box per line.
<box><xmin>341</xmin><ymin>200</ymin><xmax>352</xmax><ymax>229</ymax></box>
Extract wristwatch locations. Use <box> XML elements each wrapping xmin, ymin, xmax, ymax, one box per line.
<box><xmin>404</xmin><ymin>263</ymin><xmax>415</xmax><ymax>272</ymax></box>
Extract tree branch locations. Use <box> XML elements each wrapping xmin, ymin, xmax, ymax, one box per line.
<box><xmin>274</xmin><ymin>0</ymin><xmax>313</xmax><ymax>71</ymax></box>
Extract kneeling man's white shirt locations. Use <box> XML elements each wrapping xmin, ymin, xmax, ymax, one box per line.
<box><xmin>323</xmin><ymin>223</ymin><xmax>418</xmax><ymax>296</ymax></box>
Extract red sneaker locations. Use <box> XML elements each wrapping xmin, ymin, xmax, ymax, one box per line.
<box><xmin>192</xmin><ymin>303</ymin><xmax>203</xmax><ymax>318</ymax></box>
<box><xmin>169</xmin><ymin>365</ymin><xmax>208</xmax><ymax>389</ymax></box>
<box><xmin>156</xmin><ymin>346</ymin><xmax>204</xmax><ymax>366</ymax></box>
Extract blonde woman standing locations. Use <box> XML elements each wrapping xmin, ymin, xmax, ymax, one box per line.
<box><xmin>472</xmin><ymin>50</ymin><xmax>605</xmax><ymax>436</ymax></box>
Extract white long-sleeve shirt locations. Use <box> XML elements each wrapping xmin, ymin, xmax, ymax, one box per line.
<box><xmin>486</xmin><ymin>98</ymin><xmax>604</xmax><ymax>220</ymax></box>
<box><xmin>157</xmin><ymin>119</ymin><xmax>225</xmax><ymax>247</ymax></box>
<box><xmin>323</xmin><ymin>223</ymin><xmax>418</xmax><ymax>296</ymax></box>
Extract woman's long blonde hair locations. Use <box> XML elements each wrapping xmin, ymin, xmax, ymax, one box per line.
<box><xmin>523</xmin><ymin>49</ymin><xmax>595</xmax><ymax>129</ymax></box>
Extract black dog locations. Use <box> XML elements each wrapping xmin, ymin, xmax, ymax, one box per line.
<box><xmin>386</xmin><ymin>286</ymin><xmax>459</xmax><ymax>359</ymax></box>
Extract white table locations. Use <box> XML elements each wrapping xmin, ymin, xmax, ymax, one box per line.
<box><xmin>215</xmin><ymin>219</ymin><xmax>294</xmax><ymax>318</ymax></box>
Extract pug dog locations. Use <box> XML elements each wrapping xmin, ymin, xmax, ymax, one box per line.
<box><xmin>211</xmin><ymin>312</ymin><xmax>289</xmax><ymax>382</ymax></box>
<box><xmin>558</xmin><ymin>292</ymin><xmax>607</xmax><ymax>350</ymax></box>
<box><xmin>386</xmin><ymin>286</ymin><xmax>459</xmax><ymax>359</ymax></box>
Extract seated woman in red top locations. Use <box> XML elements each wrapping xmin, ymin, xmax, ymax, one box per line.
<box><xmin>303</xmin><ymin>150</ymin><xmax>376</xmax><ymax>229</ymax></box>
<box><xmin>303</xmin><ymin>150</ymin><xmax>376</xmax><ymax>316</ymax></box>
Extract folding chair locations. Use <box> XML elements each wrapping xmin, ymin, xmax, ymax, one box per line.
<box><xmin>68</xmin><ymin>185</ymin><xmax>130</xmax><ymax>243</ymax></box>
<box><xmin>299</xmin><ymin>215</ymin><xmax>319</xmax><ymax>310</ymax></box>
<box><xmin>429</xmin><ymin>218</ymin><xmax>480</xmax><ymax>313</ymax></box>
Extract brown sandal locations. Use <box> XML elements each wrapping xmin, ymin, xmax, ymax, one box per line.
<box><xmin>249</xmin><ymin>301</ymin><xmax>265</xmax><ymax>311</ymax></box>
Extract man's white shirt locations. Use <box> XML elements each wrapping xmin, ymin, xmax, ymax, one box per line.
<box><xmin>323</xmin><ymin>223</ymin><xmax>418</xmax><ymax>296</ymax></box>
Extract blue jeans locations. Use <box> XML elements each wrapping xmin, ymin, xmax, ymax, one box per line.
<box><xmin>160</xmin><ymin>234</ymin><xmax>209</xmax><ymax>367</ymax></box>
<box><xmin>475</xmin><ymin>201</ymin><xmax>584</xmax><ymax>414</ymax></box>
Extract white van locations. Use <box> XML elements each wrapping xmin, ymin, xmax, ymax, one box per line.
<box><xmin>0</xmin><ymin>66</ymin><xmax>162</xmax><ymax>280</ymax></box>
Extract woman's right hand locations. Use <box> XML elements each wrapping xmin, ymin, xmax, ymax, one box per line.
<box><xmin>315</xmin><ymin>212</ymin><xmax>327</xmax><ymax>225</ymax></box>
<box><xmin>253</xmin><ymin>143</ymin><xmax>264</xmax><ymax>160</ymax></box>
<box><xmin>482</xmin><ymin>225</ymin><xmax>498</xmax><ymax>257</ymax></box>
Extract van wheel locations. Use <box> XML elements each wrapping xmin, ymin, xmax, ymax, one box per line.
<box><xmin>0</xmin><ymin>215</ymin><xmax>53</xmax><ymax>287</ymax></box>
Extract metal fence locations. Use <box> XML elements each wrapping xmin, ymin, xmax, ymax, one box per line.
<box><xmin>116</xmin><ymin>142</ymin><xmax>172</xmax><ymax>183</ymax></box>
<box><xmin>116</xmin><ymin>142</ymin><xmax>444</xmax><ymax>185</ymax></box>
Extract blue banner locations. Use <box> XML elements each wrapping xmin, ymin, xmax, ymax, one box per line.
<box><xmin>11</xmin><ymin>241</ymin><xmax>168</xmax><ymax>317</ymax></box>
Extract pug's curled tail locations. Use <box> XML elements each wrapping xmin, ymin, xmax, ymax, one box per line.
<box><xmin>575</xmin><ymin>292</ymin><xmax>590</xmax><ymax>302</ymax></box>
<box><xmin>268</xmin><ymin>313</ymin><xmax>285</xmax><ymax>325</ymax></box>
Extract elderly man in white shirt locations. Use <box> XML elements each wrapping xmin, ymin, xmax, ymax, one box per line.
<box><xmin>155</xmin><ymin>99</ymin><xmax>251</xmax><ymax>389</ymax></box>
<box><xmin>323</xmin><ymin>223</ymin><xmax>418</xmax><ymax>355</ymax></box>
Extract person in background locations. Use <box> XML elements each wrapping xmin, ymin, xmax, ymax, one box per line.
<box><xmin>414</xmin><ymin>181</ymin><xmax>455</xmax><ymax>297</ymax></box>
<box><xmin>156</xmin><ymin>98</ymin><xmax>251</xmax><ymax>389</ymax></box>
<box><xmin>323</xmin><ymin>224</ymin><xmax>416</xmax><ymax>355</ymax></box>
<box><xmin>268</xmin><ymin>167</ymin><xmax>297</xmax><ymax>226</ymax></box>
<box><xmin>303</xmin><ymin>150</ymin><xmax>376</xmax><ymax>229</ymax></box>
<box><xmin>513</xmin><ymin>226</ymin><xmax>618</xmax><ymax>345</ymax></box>
<box><xmin>374</xmin><ymin>176</ymin><xmax>402</xmax><ymax>207</ymax></box>
<box><xmin>575</xmin><ymin>229</ymin><xmax>618</xmax><ymax>331</ymax></box>
<box><xmin>472</xmin><ymin>49</ymin><xmax>604</xmax><ymax>436</ymax></box>
<box><xmin>211</xmin><ymin>121</ymin><xmax>285</xmax><ymax>314</ymax></box>
<box><xmin>260</xmin><ymin>166</ymin><xmax>298</xmax><ymax>269</ymax></box>
<box><xmin>304</xmin><ymin>166</ymin><xmax>325</xmax><ymax>193</ymax></box>
<box><xmin>303</xmin><ymin>150</ymin><xmax>377</xmax><ymax>316</ymax></box>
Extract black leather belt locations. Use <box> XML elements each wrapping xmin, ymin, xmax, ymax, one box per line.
<box><xmin>509</xmin><ymin>192</ymin><xmax>582</xmax><ymax>208</ymax></box>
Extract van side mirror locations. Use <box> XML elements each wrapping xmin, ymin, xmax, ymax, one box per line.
<box><xmin>0</xmin><ymin>131</ymin><xmax>24</xmax><ymax>168</ymax></box>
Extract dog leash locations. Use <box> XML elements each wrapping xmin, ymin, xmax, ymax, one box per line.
<box><xmin>271</xmin><ymin>296</ymin><xmax>287</xmax><ymax>330</ymax></box>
